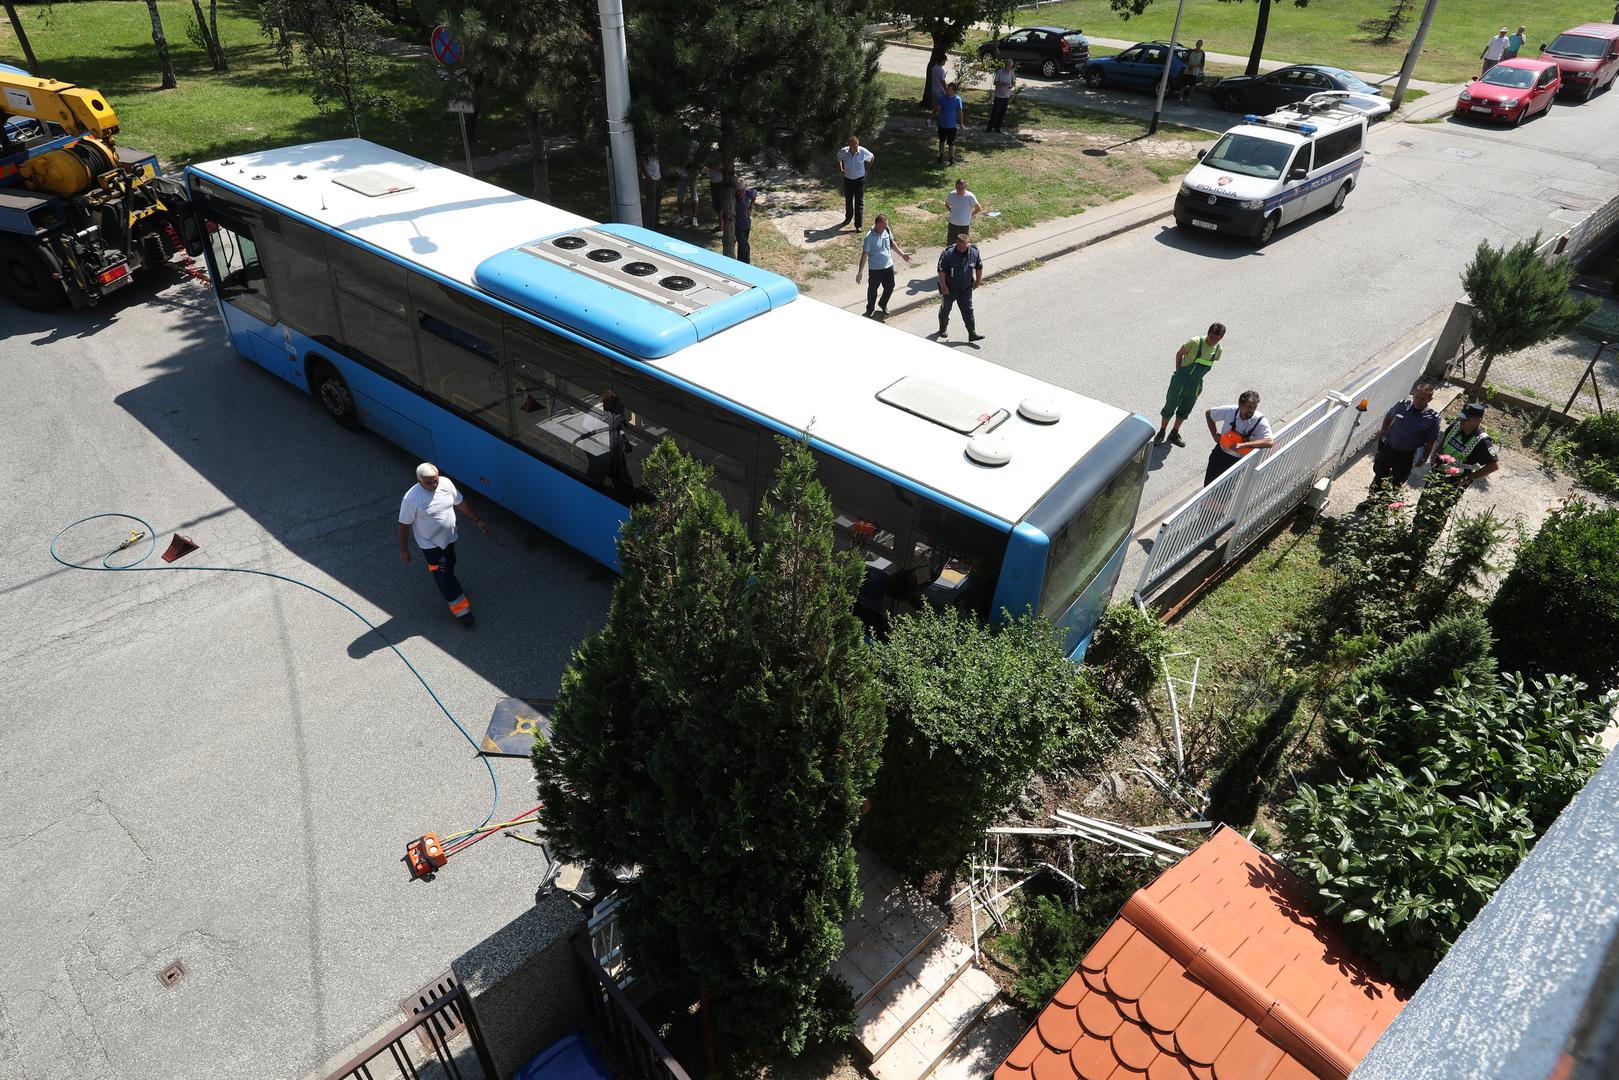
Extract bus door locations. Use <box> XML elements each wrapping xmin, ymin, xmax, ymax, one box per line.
<box><xmin>192</xmin><ymin>187</ymin><xmax>289</xmax><ymax>376</ymax></box>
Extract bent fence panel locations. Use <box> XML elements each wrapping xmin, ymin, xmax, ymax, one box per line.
<box><xmin>1226</xmin><ymin>406</ymin><xmax>1345</xmax><ymax>555</ymax></box>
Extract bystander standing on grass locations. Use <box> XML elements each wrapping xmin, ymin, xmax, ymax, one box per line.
<box><xmin>987</xmin><ymin>61</ymin><xmax>1016</xmax><ymax>132</ymax></box>
<box><xmin>934</xmin><ymin>82</ymin><xmax>966</xmax><ymax>165</ymax></box>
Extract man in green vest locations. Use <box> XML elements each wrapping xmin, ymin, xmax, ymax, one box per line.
<box><xmin>1434</xmin><ymin>401</ymin><xmax>1500</xmax><ymax>485</ymax></box>
<box><xmin>1157</xmin><ymin>322</ymin><xmax>1226</xmax><ymax>447</ymax></box>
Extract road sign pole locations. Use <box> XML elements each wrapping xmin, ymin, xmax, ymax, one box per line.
<box><xmin>1149</xmin><ymin>0</ymin><xmax>1189</xmax><ymax>136</ymax></box>
<box><xmin>1391</xmin><ymin>0</ymin><xmax>1440</xmax><ymax>111</ymax></box>
<box><xmin>458</xmin><ymin>111</ymin><xmax>473</xmax><ymax>177</ymax></box>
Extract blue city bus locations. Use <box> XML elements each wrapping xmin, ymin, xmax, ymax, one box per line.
<box><xmin>185</xmin><ymin>140</ymin><xmax>1151</xmax><ymax>655</ymax></box>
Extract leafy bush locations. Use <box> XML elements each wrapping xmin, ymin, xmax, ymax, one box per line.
<box><xmin>1204</xmin><ymin>684</ymin><xmax>1304</xmax><ymax>828</ymax></box>
<box><xmin>1550</xmin><ymin>413</ymin><xmax>1619</xmax><ymax>497</ymax></box>
<box><xmin>1488</xmin><ymin>499</ymin><xmax>1619</xmax><ymax>695</ymax></box>
<box><xmin>996</xmin><ymin>860</ymin><xmax>1155</xmax><ymax>1011</ymax></box>
<box><xmin>1288</xmin><ymin>672</ymin><xmax>1609</xmax><ymax>983</ymax></box>
<box><xmin>1085</xmin><ymin>603</ymin><xmax>1170</xmax><ymax>707</ymax></box>
<box><xmin>864</xmin><ymin>607</ymin><xmax>1116</xmax><ymax>876</ymax></box>
<box><xmin>1285</xmin><ymin>767</ymin><xmax>1535</xmax><ymax>985</ymax></box>
<box><xmin>1462</xmin><ymin>233</ymin><xmax>1599</xmax><ymax>379</ymax></box>
<box><xmin>1322</xmin><ymin>612</ymin><xmax>1496</xmax><ymax>752</ymax></box>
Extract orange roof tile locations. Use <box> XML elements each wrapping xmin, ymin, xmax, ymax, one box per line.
<box><xmin>996</xmin><ymin>828</ymin><xmax>1407</xmax><ymax>1080</ymax></box>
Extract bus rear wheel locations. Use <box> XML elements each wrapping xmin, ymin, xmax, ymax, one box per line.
<box><xmin>309</xmin><ymin>360</ymin><xmax>360</xmax><ymax>429</ymax></box>
<box><xmin>0</xmin><ymin>238</ymin><xmax>66</xmax><ymax>311</ymax></box>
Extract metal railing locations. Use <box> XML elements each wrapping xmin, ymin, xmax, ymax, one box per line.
<box><xmin>1133</xmin><ymin>339</ymin><xmax>1433</xmax><ymax>604</ymax></box>
<box><xmin>588</xmin><ymin>892</ymin><xmax>631</xmax><ymax>989</ymax></box>
<box><xmin>323</xmin><ymin>983</ymin><xmax>496</xmax><ymax>1080</ymax></box>
<box><xmin>572</xmin><ymin>936</ymin><xmax>694</xmax><ymax>1080</ymax></box>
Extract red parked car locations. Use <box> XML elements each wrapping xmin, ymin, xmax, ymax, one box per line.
<box><xmin>1455</xmin><ymin>59</ymin><xmax>1561</xmax><ymax>125</ymax></box>
<box><xmin>1539</xmin><ymin>23</ymin><xmax>1619</xmax><ymax>101</ymax></box>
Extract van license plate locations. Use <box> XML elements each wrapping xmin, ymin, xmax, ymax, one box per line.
<box><xmin>1190</xmin><ymin>219</ymin><xmax>1218</xmax><ymax>230</ymax></box>
<box><xmin>1470</xmin><ymin>106</ymin><xmax>1492</xmax><ymax>114</ymax></box>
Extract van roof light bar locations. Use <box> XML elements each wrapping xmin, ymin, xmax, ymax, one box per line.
<box><xmin>1242</xmin><ymin>114</ymin><xmax>1318</xmax><ymax>135</ymax></box>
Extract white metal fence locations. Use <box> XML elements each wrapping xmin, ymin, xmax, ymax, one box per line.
<box><xmin>1133</xmin><ymin>338</ymin><xmax>1435</xmax><ymax>604</ymax></box>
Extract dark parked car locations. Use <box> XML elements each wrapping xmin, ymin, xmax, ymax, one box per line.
<box><xmin>1081</xmin><ymin>41</ymin><xmax>1190</xmax><ymax>91</ymax></box>
<box><xmin>977</xmin><ymin>26</ymin><xmax>1090</xmax><ymax>79</ymax></box>
<box><xmin>1213</xmin><ymin>65</ymin><xmax>1381</xmax><ymax>112</ymax></box>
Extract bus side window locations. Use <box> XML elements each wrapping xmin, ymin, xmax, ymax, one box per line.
<box><xmin>812</xmin><ymin>450</ymin><xmax>916</xmax><ymax>621</ymax></box>
<box><xmin>503</xmin><ymin>315</ymin><xmax>622</xmax><ymax>496</ymax></box>
<box><xmin>255</xmin><ymin>217</ymin><xmax>340</xmax><ymax>344</ymax></box>
<box><xmin>897</xmin><ymin>504</ymin><xmax>1007</xmax><ymax>620</ymax></box>
<box><xmin>199</xmin><ymin>209</ymin><xmax>274</xmax><ymax>325</ymax></box>
<box><xmin>612</xmin><ymin>367</ymin><xmax>757</xmax><ymax>521</ymax></box>
<box><xmin>408</xmin><ymin>274</ymin><xmax>510</xmax><ymax>435</ymax></box>
<box><xmin>327</xmin><ymin>243</ymin><xmax>420</xmax><ymax>386</ymax></box>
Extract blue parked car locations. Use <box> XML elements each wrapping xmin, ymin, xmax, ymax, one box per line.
<box><xmin>1082</xmin><ymin>41</ymin><xmax>1190</xmax><ymax>91</ymax></box>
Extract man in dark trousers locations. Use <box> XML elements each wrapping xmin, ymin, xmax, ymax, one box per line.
<box><xmin>932</xmin><ymin>231</ymin><xmax>984</xmax><ymax>342</ymax></box>
<box><xmin>1371</xmin><ymin>381</ymin><xmax>1441</xmax><ymax>490</ymax></box>
<box><xmin>733</xmin><ymin>179</ymin><xmax>758</xmax><ymax>264</ymax></box>
<box><xmin>835</xmin><ymin>135</ymin><xmax>875</xmax><ymax>231</ymax></box>
<box><xmin>1203</xmin><ymin>391</ymin><xmax>1274</xmax><ymax>485</ymax></box>
<box><xmin>398</xmin><ymin>462</ymin><xmax>490</xmax><ymax>628</ymax></box>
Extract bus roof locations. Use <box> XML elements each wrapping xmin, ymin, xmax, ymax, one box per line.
<box><xmin>188</xmin><ymin>140</ymin><xmax>1138</xmax><ymax>524</ymax></box>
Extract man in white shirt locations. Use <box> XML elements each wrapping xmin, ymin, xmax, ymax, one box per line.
<box><xmin>1481</xmin><ymin>28</ymin><xmax>1510</xmax><ymax>76</ymax></box>
<box><xmin>945</xmin><ymin>178</ymin><xmax>983</xmax><ymax>246</ymax></box>
<box><xmin>987</xmin><ymin>60</ymin><xmax>1016</xmax><ymax>132</ymax></box>
<box><xmin>836</xmin><ymin>135</ymin><xmax>875</xmax><ymax>231</ymax></box>
<box><xmin>398</xmin><ymin>462</ymin><xmax>490</xmax><ymax>628</ymax></box>
<box><xmin>1203</xmin><ymin>391</ymin><xmax>1275</xmax><ymax>485</ymax></box>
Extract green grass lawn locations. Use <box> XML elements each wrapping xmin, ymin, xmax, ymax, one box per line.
<box><xmin>0</xmin><ymin>0</ymin><xmax>525</xmax><ymax>168</ymax></box>
<box><xmin>1000</xmin><ymin>0</ymin><xmax>1597</xmax><ymax>83</ymax></box>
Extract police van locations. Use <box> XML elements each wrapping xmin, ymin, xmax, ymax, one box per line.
<box><xmin>1173</xmin><ymin>98</ymin><xmax>1368</xmax><ymax>247</ymax></box>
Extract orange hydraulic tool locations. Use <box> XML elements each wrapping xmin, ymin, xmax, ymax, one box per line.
<box><xmin>403</xmin><ymin>834</ymin><xmax>448</xmax><ymax>881</ymax></box>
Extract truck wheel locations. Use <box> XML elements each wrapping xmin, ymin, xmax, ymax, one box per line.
<box><xmin>308</xmin><ymin>359</ymin><xmax>360</xmax><ymax>430</ymax></box>
<box><xmin>0</xmin><ymin>238</ymin><xmax>67</xmax><ymax>311</ymax></box>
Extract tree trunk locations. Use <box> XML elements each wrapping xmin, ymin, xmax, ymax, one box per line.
<box><xmin>146</xmin><ymin>0</ymin><xmax>179</xmax><ymax>89</ymax></box>
<box><xmin>1245</xmin><ymin>0</ymin><xmax>1272</xmax><ymax>77</ymax></box>
<box><xmin>921</xmin><ymin>47</ymin><xmax>944</xmax><ymax>109</ymax></box>
<box><xmin>523</xmin><ymin>105</ymin><xmax>551</xmax><ymax>201</ymax></box>
<box><xmin>3</xmin><ymin>1</ymin><xmax>40</xmax><ymax>73</ymax></box>
<box><xmin>189</xmin><ymin>0</ymin><xmax>219</xmax><ymax>69</ymax></box>
<box><xmin>209</xmin><ymin>0</ymin><xmax>228</xmax><ymax>71</ymax></box>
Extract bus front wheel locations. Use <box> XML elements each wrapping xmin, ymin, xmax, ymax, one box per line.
<box><xmin>309</xmin><ymin>360</ymin><xmax>360</xmax><ymax>429</ymax></box>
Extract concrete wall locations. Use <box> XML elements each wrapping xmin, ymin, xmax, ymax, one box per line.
<box><xmin>1353</xmin><ymin>750</ymin><xmax>1619</xmax><ymax>1080</ymax></box>
<box><xmin>453</xmin><ymin>891</ymin><xmax>588</xmax><ymax>1080</ymax></box>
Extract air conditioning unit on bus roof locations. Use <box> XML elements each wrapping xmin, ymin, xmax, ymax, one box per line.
<box><xmin>515</xmin><ymin>228</ymin><xmax>751</xmax><ymax>315</ymax></box>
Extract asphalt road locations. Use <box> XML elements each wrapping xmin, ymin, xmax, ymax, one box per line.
<box><xmin>887</xmin><ymin>89</ymin><xmax>1619</xmax><ymax>522</ymax></box>
<box><xmin>0</xmin><ymin>278</ymin><xmax>612</xmax><ymax>1080</ymax></box>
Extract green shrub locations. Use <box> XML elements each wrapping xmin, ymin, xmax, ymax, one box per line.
<box><xmin>864</xmin><ymin>607</ymin><xmax>1116</xmax><ymax>876</ymax></box>
<box><xmin>1551</xmin><ymin>413</ymin><xmax>1619</xmax><ymax>497</ymax></box>
<box><xmin>1323</xmin><ymin>612</ymin><xmax>1496</xmax><ymax>760</ymax></box>
<box><xmin>1085</xmin><ymin>603</ymin><xmax>1170</xmax><ymax>707</ymax></box>
<box><xmin>996</xmin><ymin>861</ymin><xmax>1154</xmax><ymax>1011</ymax></box>
<box><xmin>1288</xmin><ymin>672</ymin><xmax>1608</xmax><ymax>983</ymax></box>
<box><xmin>1488</xmin><ymin>499</ymin><xmax>1619</xmax><ymax>694</ymax></box>
<box><xmin>1203</xmin><ymin>684</ymin><xmax>1304</xmax><ymax>828</ymax></box>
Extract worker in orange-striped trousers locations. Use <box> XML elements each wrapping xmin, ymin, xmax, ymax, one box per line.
<box><xmin>397</xmin><ymin>462</ymin><xmax>489</xmax><ymax>629</ymax></box>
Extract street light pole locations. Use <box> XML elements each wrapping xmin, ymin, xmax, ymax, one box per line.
<box><xmin>597</xmin><ymin>0</ymin><xmax>642</xmax><ymax>226</ymax></box>
<box><xmin>1391</xmin><ymin>0</ymin><xmax>1440</xmax><ymax>111</ymax></box>
<box><xmin>1149</xmin><ymin>0</ymin><xmax>1189</xmax><ymax>136</ymax></box>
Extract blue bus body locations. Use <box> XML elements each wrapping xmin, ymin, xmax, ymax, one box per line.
<box><xmin>185</xmin><ymin>151</ymin><xmax>1150</xmax><ymax>657</ymax></box>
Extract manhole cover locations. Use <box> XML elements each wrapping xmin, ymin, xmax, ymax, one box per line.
<box><xmin>401</xmin><ymin>971</ymin><xmax>466</xmax><ymax>1054</ymax></box>
<box><xmin>1552</xmin><ymin>208</ymin><xmax>1591</xmax><ymax>226</ymax></box>
<box><xmin>1395</xmin><ymin>139</ymin><xmax>1415</xmax><ymax>148</ymax></box>
<box><xmin>157</xmin><ymin>960</ymin><xmax>186</xmax><ymax>989</ymax></box>
<box><xmin>1536</xmin><ymin>188</ymin><xmax>1600</xmax><ymax>210</ymax></box>
<box><xmin>1443</xmin><ymin>147</ymin><xmax>1480</xmax><ymax>159</ymax></box>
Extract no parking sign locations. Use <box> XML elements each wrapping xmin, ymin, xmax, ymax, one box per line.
<box><xmin>430</xmin><ymin>24</ymin><xmax>464</xmax><ymax>68</ymax></box>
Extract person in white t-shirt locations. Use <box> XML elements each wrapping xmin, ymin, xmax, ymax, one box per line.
<box><xmin>1203</xmin><ymin>391</ymin><xmax>1275</xmax><ymax>485</ymax></box>
<box><xmin>1481</xmin><ymin>29</ymin><xmax>1509</xmax><ymax>76</ymax></box>
<box><xmin>835</xmin><ymin>135</ymin><xmax>876</xmax><ymax>231</ymax></box>
<box><xmin>397</xmin><ymin>462</ymin><xmax>489</xmax><ymax>628</ymax></box>
<box><xmin>945</xmin><ymin>178</ymin><xmax>983</xmax><ymax>246</ymax></box>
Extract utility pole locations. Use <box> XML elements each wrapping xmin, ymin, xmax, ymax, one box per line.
<box><xmin>1391</xmin><ymin>0</ymin><xmax>1440</xmax><ymax>111</ymax></box>
<box><xmin>4</xmin><ymin>1</ymin><xmax>39</xmax><ymax>73</ymax></box>
<box><xmin>1149</xmin><ymin>0</ymin><xmax>1189</xmax><ymax>136</ymax></box>
<box><xmin>597</xmin><ymin>0</ymin><xmax>642</xmax><ymax>226</ymax></box>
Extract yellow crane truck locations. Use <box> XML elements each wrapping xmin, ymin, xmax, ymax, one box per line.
<box><xmin>1</xmin><ymin>64</ymin><xmax>198</xmax><ymax>310</ymax></box>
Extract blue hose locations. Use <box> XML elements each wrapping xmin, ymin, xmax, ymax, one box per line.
<box><xmin>50</xmin><ymin>512</ymin><xmax>499</xmax><ymax>834</ymax></box>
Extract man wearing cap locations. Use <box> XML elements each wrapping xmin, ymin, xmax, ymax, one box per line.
<box><xmin>933</xmin><ymin>231</ymin><xmax>985</xmax><ymax>342</ymax></box>
<box><xmin>1371</xmin><ymin>381</ymin><xmax>1442</xmax><ymax>490</ymax></box>
<box><xmin>1157</xmin><ymin>323</ymin><xmax>1226</xmax><ymax>447</ymax></box>
<box><xmin>398</xmin><ymin>462</ymin><xmax>490</xmax><ymax>629</ymax></box>
<box><xmin>1203</xmin><ymin>391</ymin><xmax>1274</xmax><ymax>485</ymax></box>
<box><xmin>1481</xmin><ymin>28</ymin><xmax>1510</xmax><ymax>76</ymax></box>
<box><xmin>1434</xmin><ymin>402</ymin><xmax>1500</xmax><ymax>485</ymax></box>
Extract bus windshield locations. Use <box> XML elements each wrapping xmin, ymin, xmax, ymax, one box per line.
<box><xmin>1038</xmin><ymin>443</ymin><xmax>1149</xmax><ymax>619</ymax></box>
<box><xmin>1202</xmin><ymin>133</ymin><xmax>1295</xmax><ymax>179</ymax></box>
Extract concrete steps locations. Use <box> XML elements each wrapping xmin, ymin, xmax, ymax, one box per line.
<box><xmin>868</xmin><ymin>965</ymin><xmax>999</xmax><ymax>1080</ymax></box>
<box><xmin>855</xmin><ymin>931</ymin><xmax>975</xmax><ymax>1060</ymax></box>
<box><xmin>927</xmin><ymin>1000</ymin><xmax>1027</xmax><ymax>1080</ymax></box>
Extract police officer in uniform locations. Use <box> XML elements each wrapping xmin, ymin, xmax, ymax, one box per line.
<box><xmin>1435</xmin><ymin>402</ymin><xmax>1500</xmax><ymax>485</ymax></box>
<box><xmin>1371</xmin><ymin>381</ymin><xmax>1441</xmax><ymax>490</ymax></box>
<box><xmin>932</xmin><ymin>231</ymin><xmax>985</xmax><ymax>342</ymax></box>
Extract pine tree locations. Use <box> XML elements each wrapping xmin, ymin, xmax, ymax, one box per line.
<box><xmin>535</xmin><ymin>439</ymin><xmax>884</xmax><ymax>1064</ymax></box>
<box><xmin>1360</xmin><ymin>0</ymin><xmax>1414</xmax><ymax>44</ymax></box>
<box><xmin>255</xmin><ymin>0</ymin><xmax>398</xmax><ymax>137</ymax></box>
<box><xmin>1464</xmin><ymin>233</ymin><xmax>1600</xmax><ymax>390</ymax></box>
<box><xmin>625</xmin><ymin>0</ymin><xmax>887</xmax><ymax>258</ymax></box>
